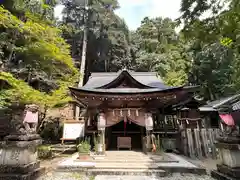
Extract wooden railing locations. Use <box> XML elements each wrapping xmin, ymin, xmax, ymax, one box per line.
<box><xmin>179</xmin><ymin>128</ymin><xmax>220</xmax><ymax>159</ymax></box>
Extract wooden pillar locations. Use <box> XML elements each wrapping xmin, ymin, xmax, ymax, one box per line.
<box><xmin>102</xmin><ymin>129</ymin><xmax>105</xmax><ymax>153</ymax></box>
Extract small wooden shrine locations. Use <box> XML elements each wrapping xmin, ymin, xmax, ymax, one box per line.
<box><xmin>69</xmin><ymin>69</ymin><xmax>199</xmax><ymax>151</ymax></box>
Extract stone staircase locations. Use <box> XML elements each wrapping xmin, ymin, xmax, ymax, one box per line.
<box><xmin>86</xmin><ymin>169</ymin><xmax>167</xmax><ymax>176</ymax></box>
<box><xmin>57</xmin><ymin>151</ymin><xmax>168</xmax><ymax>176</ymax></box>
<box><xmin>51</xmin><ymin>143</ymin><xmax>77</xmax><ymax>156</ymax></box>
<box><xmin>57</xmin><ymin>151</ymin><xmax>206</xmax><ymax>176</ymax></box>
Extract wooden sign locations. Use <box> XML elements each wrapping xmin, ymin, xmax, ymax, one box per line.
<box><xmin>61</xmin><ymin>121</ymin><xmax>84</xmax><ymax>144</ymax></box>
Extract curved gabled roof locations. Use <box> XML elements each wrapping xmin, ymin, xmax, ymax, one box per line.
<box><xmin>69</xmin><ymin>86</ymin><xmax>182</xmax><ymax>95</ymax></box>
<box><xmin>83</xmin><ymin>70</ymin><xmax>172</xmax><ymax>90</ymax></box>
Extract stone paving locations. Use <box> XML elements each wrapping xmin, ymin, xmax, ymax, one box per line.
<box><xmin>95</xmin><ymin>174</ymin><xmax>215</xmax><ymax>180</ymax></box>
<box><xmin>38</xmin><ymin>151</ymin><xmax>213</xmax><ymax>179</ymax></box>
<box><xmin>57</xmin><ymin>151</ymin><xmax>202</xmax><ymax>171</ymax></box>
<box><xmin>37</xmin><ymin>172</ymin><xmax>215</xmax><ymax>180</ymax></box>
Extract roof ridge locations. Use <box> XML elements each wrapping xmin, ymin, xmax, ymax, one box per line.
<box><xmin>90</xmin><ymin>71</ymin><xmax>158</xmax><ymax>76</ymax></box>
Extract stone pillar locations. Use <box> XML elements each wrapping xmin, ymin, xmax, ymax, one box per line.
<box><xmin>0</xmin><ymin>134</ymin><xmax>45</xmax><ymax>179</ymax></box>
<box><xmin>211</xmin><ymin>136</ymin><xmax>240</xmax><ymax>180</ymax></box>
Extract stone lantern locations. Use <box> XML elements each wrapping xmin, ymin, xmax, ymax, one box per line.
<box><xmin>0</xmin><ymin>104</ymin><xmax>44</xmax><ymax>179</ymax></box>
<box><xmin>211</xmin><ymin>105</ymin><xmax>240</xmax><ymax>180</ymax></box>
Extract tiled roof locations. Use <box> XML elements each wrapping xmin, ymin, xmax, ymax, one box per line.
<box><xmin>69</xmin><ymin>86</ymin><xmax>182</xmax><ymax>94</ymax></box>
<box><xmin>83</xmin><ymin>70</ymin><xmax>170</xmax><ymax>89</ymax></box>
<box><xmin>199</xmin><ymin>94</ymin><xmax>240</xmax><ymax>111</ymax></box>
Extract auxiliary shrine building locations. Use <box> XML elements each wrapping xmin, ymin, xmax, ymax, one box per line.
<box><xmin>69</xmin><ymin>69</ymin><xmax>200</xmax><ymax>151</ymax></box>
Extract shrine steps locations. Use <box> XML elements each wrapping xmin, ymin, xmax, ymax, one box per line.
<box><xmin>86</xmin><ymin>168</ymin><xmax>167</xmax><ymax>176</ymax></box>
<box><xmin>95</xmin><ymin>162</ymin><xmax>160</xmax><ymax>169</ymax></box>
<box><xmin>51</xmin><ymin>144</ymin><xmax>77</xmax><ymax>155</ymax></box>
<box><xmin>56</xmin><ymin>152</ymin><xmax>207</xmax><ymax>176</ymax></box>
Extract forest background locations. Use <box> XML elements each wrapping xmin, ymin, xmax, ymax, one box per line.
<box><xmin>0</xmin><ymin>0</ymin><xmax>239</xmax><ymax>112</ymax></box>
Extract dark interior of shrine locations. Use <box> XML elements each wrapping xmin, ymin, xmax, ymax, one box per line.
<box><xmin>106</xmin><ymin>119</ymin><xmax>145</xmax><ymax>150</ymax></box>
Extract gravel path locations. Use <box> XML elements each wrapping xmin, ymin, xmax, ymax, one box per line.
<box><xmin>37</xmin><ymin>172</ymin><xmax>215</xmax><ymax>180</ymax></box>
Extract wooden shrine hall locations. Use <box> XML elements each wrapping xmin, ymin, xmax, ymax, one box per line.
<box><xmin>69</xmin><ymin>69</ymin><xmax>199</xmax><ymax>151</ymax></box>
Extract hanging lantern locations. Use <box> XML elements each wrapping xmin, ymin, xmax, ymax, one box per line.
<box><xmin>120</xmin><ymin>109</ymin><xmax>123</xmax><ymax>116</ymax></box>
<box><xmin>97</xmin><ymin>113</ymin><xmax>106</xmax><ymax>130</ymax></box>
<box><xmin>164</xmin><ymin>116</ymin><xmax>168</xmax><ymax>124</ymax></box>
<box><xmin>136</xmin><ymin>109</ymin><xmax>139</xmax><ymax>116</ymax></box>
<box><xmin>128</xmin><ymin>109</ymin><xmax>131</xmax><ymax>116</ymax></box>
<box><xmin>145</xmin><ymin>113</ymin><xmax>153</xmax><ymax>131</ymax></box>
<box><xmin>177</xmin><ymin>119</ymin><xmax>180</xmax><ymax>125</ymax></box>
<box><xmin>87</xmin><ymin>117</ymin><xmax>91</xmax><ymax>126</ymax></box>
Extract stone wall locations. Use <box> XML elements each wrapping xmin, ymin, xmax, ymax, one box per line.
<box><xmin>46</xmin><ymin>102</ymin><xmax>75</xmax><ymax>121</ymax></box>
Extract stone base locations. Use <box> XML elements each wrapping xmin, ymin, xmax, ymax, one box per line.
<box><xmin>216</xmin><ymin>142</ymin><xmax>240</xmax><ymax>168</ymax></box>
<box><xmin>211</xmin><ymin>170</ymin><xmax>238</xmax><ymax>180</ymax></box>
<box><xmin>217</xmin><ymin>136</ymin><xmax>240</xmax><ymax>144</ymax></box>
<box><xmin>4</xmin><ymin>134</ymin><xmax>41</xmax><ymax>141</ymax></box>
<box><xmin>0</xmin><ymin>161</ymin><xmax>40</xmax><ymax>174</ymax></box>
<box><xmin>216</xmin><ymin>164</ymin><xmax>240</xmax><ymax>179</ymax></box>
<box><xmin>212</xmin><ymin>138</ymin><xmax>240</xmax><ymax>180</ymax></box>
<box><xmin>0</xmin><ymin>167</ymin><xmax>45</xmax><ymax>180</ymax></box>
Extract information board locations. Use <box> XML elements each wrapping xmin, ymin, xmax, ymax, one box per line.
<box><xmin>62</xmin><ymin>122</ymin><xmax>85</xmax><ymax>140</ymax></box>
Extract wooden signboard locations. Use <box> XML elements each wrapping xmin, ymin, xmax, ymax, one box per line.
<box><xmin>61</xmin><ymin>121</ymin><xmax>85</xmax><ymax>144</ymax></box>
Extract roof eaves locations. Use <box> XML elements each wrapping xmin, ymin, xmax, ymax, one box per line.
<box><xmin>212</xmin><ymin>94</ymin><xmax>240</xmax><ymax>109</ymax></box>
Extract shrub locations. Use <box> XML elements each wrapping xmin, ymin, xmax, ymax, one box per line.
<box><xmin>38</xmin><ymin>117</ymin><xmax>63</xmax><ymax>142</ymax></box>
<box><xmin>77</xmin><ymin>140</ymin><xmax>91</xmax><ymax>154</ymax></box>
<box><xmin>37</xmin><ymin>145</ymin><xmax>52</xmax><ymax>159</ymax></box>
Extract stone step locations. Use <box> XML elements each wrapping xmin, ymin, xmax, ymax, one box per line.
<box><xmin>93</xmin><ymin>160</ymin><xmax>157</xmax><ymax>163</ymax></box>
<box><xmin>91</xmin><ymin>159</ymin><xmax>177</xmax><ymax>163</ymax></box>
<box><xmin>51</xmin><ymin>145</ymin><xmax>77</xmax><ymax>154</ymax></box>
<box><xmin>95</xmin><ymin>163</ymin><xmax>159</xmax><ymax>169</ymax></box>
<box><xmin>86</xmin><ymin>168</ymin><xmax>167</xmax><ymax>176</ymax></box>
<box><xmin>52</xmin><ymin>147</ymin><xmax>76</xmax><ymax>152</ymax></box>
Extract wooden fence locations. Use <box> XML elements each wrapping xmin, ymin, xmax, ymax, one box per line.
<box><xmin>180</xmin><ymin>128</ymin><xmax>220</xmax><ymax>159</ymax></box>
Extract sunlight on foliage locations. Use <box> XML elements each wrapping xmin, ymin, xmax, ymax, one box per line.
<box><xmin>0</xmin><ymin>5</ymin><xmax>79</xmax><ymax>109</ymax></box>
<box><xmin>0</xmin><ymin>72</ymin><xmax>78</xmax><ymax>108</ymax></box>
<box><xmin>0</xmin><ymin>6</ymin><xmax>77</xmax><ymax>74</ymax></box>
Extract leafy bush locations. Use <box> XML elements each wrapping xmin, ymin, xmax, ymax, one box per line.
<box><xmin>38</xmin><ymin>117</ymin><xmax>63</xmax><ymax>142</ymax></box>
<box><xmin>37</xmin><ymin>145</ymin><xmax>52</xmax><ymax>159</ymax></box>
<box><xmin>77</xmin><ymin>140</ymin><xmax>91</xmax><ymax>154</ymax></box>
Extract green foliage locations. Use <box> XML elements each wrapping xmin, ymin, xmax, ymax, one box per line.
<box><xmin>38</xmin><ymin>117</ymin><xmax>63</xmax><ymax>141</ymax></box>
<box><xmin>0</xmin><ymin>72</ymin><xmax>47</xmax><ymax>107</ymax></box>
<box><xmin>180</xmin><ymin>0</ymin><xmax>240</xmax><ymax>99</ymax></box>
<box><xmin>61</xmin><ymin>0</ymin><xmax>130</xmax><ymax>72</ymax></box>
<box><xmin>130</xmin><ymin>17</ymin><xmax>189</xmax><ymax>86</ymax></box>
<box><xmin>0</xmin><ymin>71</ymin><xmax>77</xmax><ymax>108</ymax></box>
<box><xmin>37</xmin><ymin>145</ymin><xmax>53</xmax><ymax>159</ymax></box>
<box><xmin>77</xmin><ymin>140</ymin><xmax>91</xmax><ymax>154</ymax></box>
<box><xmin>0</xmin><ymin>6</ymin><xmax>77</xmax><ymax>74</ymax></box>
<box><xmin>0</xmin><ymin>4</ymin><xmax>79</xmax><ymax>109</ymax></box>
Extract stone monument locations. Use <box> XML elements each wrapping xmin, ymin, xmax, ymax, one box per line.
<box><xmin>211</xmin><ymin>107</ymin><xmax>240</xmax><ymax>180</ymax></box>
<box><xmin>0</xmin><ymin>104</ymin><xmax>45</xmax><ymax>180</ymax></box>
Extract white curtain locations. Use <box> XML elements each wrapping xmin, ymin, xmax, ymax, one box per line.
<box><xmin>102</xmin><ymin>109</ymin><xmax>149</xmax><ymax>127</ymax></box>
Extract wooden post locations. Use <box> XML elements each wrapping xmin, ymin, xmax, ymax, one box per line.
<box><xmin>194</xmin><ymin>128</ymin><xmax>202</xmax><ymax>158</ymax></box>
<box><xmin>208</xmin><ymin>128</ymin><xmax>217</xmax><ymax>159</ymax></box>
<box><xmin>187</xmin><ymin>128</ymin><xmax>195</xmax><ymax>158</ymax></box>
<box><xmin>180</xmin><ymin>120</ymin><xmax>188</xmax><ymax>156</ymax></box>
<box><xmin>201</xmin><ymin>128</ymin><xmax>209</xmax><ymax>157</ymax></box>
<box><xmin>102</xmin><ymin>129</ymin><xmax>105</xmax><ymax>154</ymax></box>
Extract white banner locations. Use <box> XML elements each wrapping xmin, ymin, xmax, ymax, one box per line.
<box><xmin>62</xmin><ymin>122</ymin><xmax>84</xmax><ymax>139</ymax></box>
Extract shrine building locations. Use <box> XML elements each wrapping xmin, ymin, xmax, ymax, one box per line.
<box><xmin>69</xmin><ymin>69</ymin><xmax>200</xmax><ymax>151</ymax></box>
